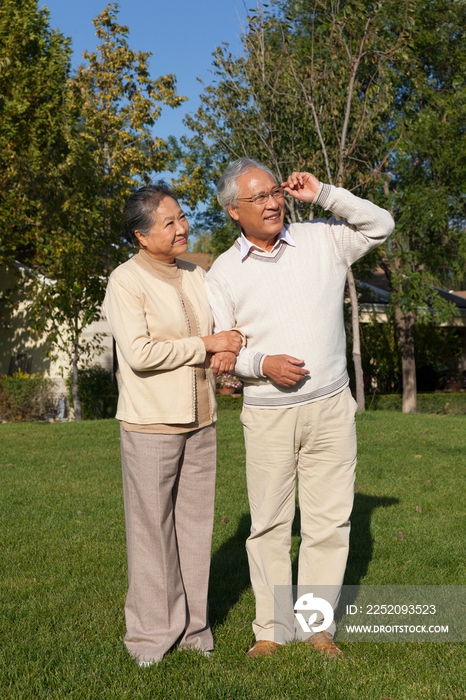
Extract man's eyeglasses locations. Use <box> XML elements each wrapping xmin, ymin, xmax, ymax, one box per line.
<box><xmin>237</xmin><ymin>186</ymin><xmax>285</xmax><ymax>206</ymax></box>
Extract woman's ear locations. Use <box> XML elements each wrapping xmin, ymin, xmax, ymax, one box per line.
<box><xmin>134</xmin><ymin>230</ymin><xmax>145</xmax><ymax>248</ymax></box>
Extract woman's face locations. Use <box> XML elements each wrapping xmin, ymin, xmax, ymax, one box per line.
<box><xmin>135</xmin><ymin>197</ymin><xmax>189</xmax><ymax>263</ymax></box>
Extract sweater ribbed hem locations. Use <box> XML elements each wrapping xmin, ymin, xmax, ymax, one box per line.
<box><xmin>243</xmin><ymin>372</ymin><xmax>349</xmax><ymax>408</ymax></box>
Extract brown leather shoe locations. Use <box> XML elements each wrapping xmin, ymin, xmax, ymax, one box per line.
<box><xmin>247</xmin><ymin>640</ymin><xmax>282</xmax><ymax>659</ymax></box>
<box><xmin>307</xmin><ymin>631</ymin><xmax>343</xmax><ymax>658</ymax></box>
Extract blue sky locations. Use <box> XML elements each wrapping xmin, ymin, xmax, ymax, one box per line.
<box><xmin>42</xmin><ymin>0</ymin><xmax>248</xmax><ymax>143</ymax></box>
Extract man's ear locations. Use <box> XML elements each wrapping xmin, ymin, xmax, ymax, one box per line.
<box><xmin>227</xmin><ymin>204</ymin><xmax>240</xmax><ymax>222</ymax></box>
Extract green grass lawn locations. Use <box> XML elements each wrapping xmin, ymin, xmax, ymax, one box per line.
<box><xmin>0</xmin><ymin>410</ymin><xmax>464</xmax><ymax>699</ymax></box>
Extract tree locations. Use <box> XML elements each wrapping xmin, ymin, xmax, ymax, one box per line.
<box><xmin>177</xmin><ymin>0</ymin><xmax>410</xmax><ymax>410</ymax></box>
<box><xmin>0</xmin><ymin>0</ymin><xmax>71</xmax><ymax>266</ymax></box>
<box><xmin>179</xmin><ymin>0</ymin><xmax>466</xmax><ymax>412</ymax></box>
<box><xmin>28</xmin><ymin>3</ymin><xmax>186</xmax><ymax>419</ymax></box>
<box><xmin>378</xmin><ymin>0</ymin><xmax>466</xmax><ymax>412</ymax></box>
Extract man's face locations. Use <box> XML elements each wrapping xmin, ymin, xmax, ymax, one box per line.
<box><xmin>227</xmin><ymin>168</ymin><xmax>285</xmax><ymax>248</ymax></box>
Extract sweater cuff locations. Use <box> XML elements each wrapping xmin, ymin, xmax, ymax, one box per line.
<box><xmin>313</xmin><ymin>183</ymin><xmax>332</xmax><ymax>209</ymax></box>
<box><xmin>194</xmin><ymin>336</ymin><xmax>208</xmax><ymax>363</ymax></box>
<box><xmin>253</xmin><ymin>352</ymin><xmax>266</xmax><ymax>378</ymax></box>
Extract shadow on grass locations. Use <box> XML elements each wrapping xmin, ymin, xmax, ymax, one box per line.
<box><xmin>345</xmin><ymin>492</ymin><xmax>399</xmax><ymax>585</ymax></box>
<box><xmin>208</xmin><ymin>492</ymin><xmax>398</xmax><ymax>628</ymax></box>
<box><xmin>291</xmin><ymin>492</ymin><xmax>398</xmax><ymax>584</ymax></box>
<box><xmin>209</xmin><ymin>513</ymin><xmax>251</xmax><ymax>628</ymax></box>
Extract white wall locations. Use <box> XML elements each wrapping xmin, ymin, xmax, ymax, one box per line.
<box><xmin>0</xmin><ymin>263</ymin><xmax>114</xmax><ymax>396</ymax></box>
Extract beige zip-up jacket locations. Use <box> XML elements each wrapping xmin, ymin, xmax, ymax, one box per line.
<box><xmin>103</xmin><ymin>254</ymin><xmax>217</xmax><ymax>425</ymax></box>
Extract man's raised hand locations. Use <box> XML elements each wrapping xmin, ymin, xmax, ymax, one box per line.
<box><xmin>281</xmin><ymin>172</ymin><xmax>321</xmax><ymax>203</ymax></box>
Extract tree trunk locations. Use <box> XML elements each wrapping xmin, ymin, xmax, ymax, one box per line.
<box><xmin>347</xmin><ymin>267</ymin><xmax>365</xmax><ymax>411</ymax></box>
<box><xmin>71</xmin><ymin>335</ymin><xmax>82</xmax><ymax>421</ymax></box>
<box><xmin>394</xmin><ymin>305</ymin><xmax>417</xmax><ymax>413</ymax></box>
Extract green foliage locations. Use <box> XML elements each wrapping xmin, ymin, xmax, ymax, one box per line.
<box><xmin>354</xmin><ymin>321</ymin><xmax>463</xmax><ymax>394</ymax></box>
<box><xmin>217</xmin><ymin>385</ymin><xmax>466</xmax><ymax>415</ymax></box>
<box><xmin>0</xmin><ymin>0</ymin><xmax>71</xmax><ymax>266</ymax></box>
<box><xmin>377</xmin><ymin>0</ymin><xmax>466</xmax><ymax>314</ymax></box>
<box><xmin>177</xmin><ymin>0</ymin><xmax>466</xmax><ymax>410</ymax></box>
<box><xmin>189</xmin><ymin>230</ymin><xmax>213</xmax><ymax>254</ymax></box>
<box><xmin>414</xmin><ymin>325</ymin><xmax>463</xmax><ymax>372</ymax></box>
<box><xmin>66</xmin><ymin>2</ymin><xmax>186</xmax><ymax>236</ymax></box>
<box><xmin>366</xmin><ymin>392</ymin><xmax>466</xmax><ymax>414</ymax></box>
<box><xmin>66</xmin><ymin>365</ymin><xmax>117</xmax><ymax>420</ymax></box>
<box><xmin>176</xmin><ymin>0</ymin><xmax>408</xmax><ymax>234</ymax></box>
<box><xmin>21</xmin><ymin>3</ymin><xmax>186</xmax><ymax>418</ymax></box>
<box><xmin>0</xmin><ymin>370</ymin><xmax>55</xmax><ymax>421</ymax></box>
<box><xmin>189</xmin><ymin>210</ymin><xmax>238</xmax><ymax>257</ymax></box>
<box><xmin>359</xmin><ymin>320</ymin><xmax>402</xmax><ymax>393</ymax></box>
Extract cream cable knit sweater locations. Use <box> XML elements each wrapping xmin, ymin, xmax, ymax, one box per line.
<box><xmin>104</xmin><ymin>254</ymin><xmax>216</xmax><ymax>424</ymax></box>
<box><xmin>205</xmin><ymin>184</ymin><xmax>394</xmax><ymax>409</ymax></box>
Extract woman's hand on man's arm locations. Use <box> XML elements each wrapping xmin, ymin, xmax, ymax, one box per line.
<box><xmin>201</xmin><ymin>330</ymin><xmax>242</xmax><ymax>355</ymax></box>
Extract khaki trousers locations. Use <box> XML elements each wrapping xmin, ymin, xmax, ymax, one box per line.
<box><xmin>241</xmin><ymin>387</ymin><xmax>357</xmax><ymax>643</ymax></box>
<box><xmin>120</xmin><ymin>424</ymin><xmax>216</xmax><ymax>663</ymax></box>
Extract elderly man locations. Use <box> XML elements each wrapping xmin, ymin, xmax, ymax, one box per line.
<box><xmin>205</xmin><ymin>158</ymin><xmax>394</xmax><ymax>658</ymax></box>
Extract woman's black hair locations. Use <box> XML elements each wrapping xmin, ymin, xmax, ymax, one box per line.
<box><xmin>124</xmin><ymin>182</ymin><xmax>178</xmax><ymax>246</ymax></box>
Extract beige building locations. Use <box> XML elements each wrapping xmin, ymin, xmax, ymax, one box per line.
<box><xmin>0</xmin><ymin>262</ymin><xmax>113</xmax><ymax>397</ymax></box>
<box><xmin>0</xmin><ymin>253</ymin><xmax>213</xmax><ymax>397</ymax></box>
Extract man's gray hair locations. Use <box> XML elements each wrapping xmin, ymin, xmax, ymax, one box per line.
<box><xmin>217</xmin><ymin>158</ymin><xmax>277</xmax><ymax>212</ymax></box>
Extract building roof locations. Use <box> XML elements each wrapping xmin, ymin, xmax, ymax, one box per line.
<box><xmin>357</xmin><ymin>268</ymin><xmax>466</xmax><ymax>310</ymax></box>
<box><xmin>177</xmin><ymin>252</ymin><xmax>214</xmax><ymax>271</ymax></box>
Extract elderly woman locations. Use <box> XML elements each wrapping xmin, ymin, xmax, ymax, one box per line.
<box><xmin>103</xmin><ymin>183</ymin><xmax>242</xmax><ymax>666</ymax></box>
